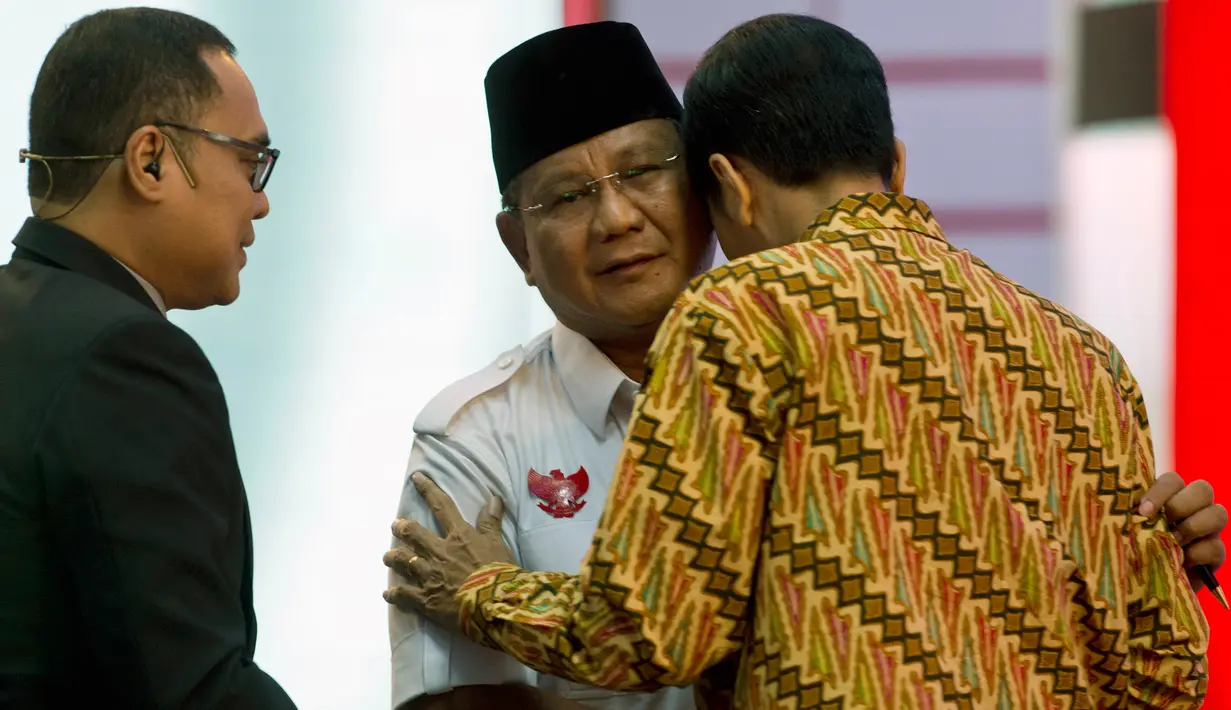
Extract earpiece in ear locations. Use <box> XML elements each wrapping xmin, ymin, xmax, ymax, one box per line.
<box><xmin>144</xmin><ymin>160</ymin><xmax>160</xmax><ymax>180</ymax></box>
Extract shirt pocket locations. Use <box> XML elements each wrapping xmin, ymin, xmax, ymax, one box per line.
<box><xmin>516</xmin><ymin>518</ymin><xmax>599</xmax><ymax>578</ymax></box>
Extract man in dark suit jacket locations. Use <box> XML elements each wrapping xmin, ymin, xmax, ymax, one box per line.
<box><xmin>0</xmin><ymin>9</ymin><xmax>294</xmax><ymax>708</ymax></box>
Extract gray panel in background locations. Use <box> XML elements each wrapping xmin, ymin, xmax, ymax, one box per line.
<box><xmin>1076</xmin><ymin>1</ymin><xmax>1160</xmax><ymax>127</ymax></box>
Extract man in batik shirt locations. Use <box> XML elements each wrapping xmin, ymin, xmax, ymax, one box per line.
<box><xmin>387</xmin><ymin>14</ymin><xmax>1210</xmax><ymax>709</ymax></box>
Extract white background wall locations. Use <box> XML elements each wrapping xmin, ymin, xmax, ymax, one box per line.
<box><xmin>1060</xmin><ymin>127</ymin><xmax>1174</xmax><ymax>472</ymax></box>
<box><xmin>1</xmin><ymin>2</ymin><xmax>560</xmax><ymax>707</ymax></box>
<box><xmin>1053</xmin><ymin>0</ymin><xmax>1175</xmax><ymax>471</ymax></box>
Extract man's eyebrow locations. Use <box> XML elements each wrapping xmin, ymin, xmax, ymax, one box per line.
<box><xmin>248</xmin><ymin>132</ymin><xmax>271</xmax><ymax>148</ymax></box>
<box><xmin>609</xmin><ymin>143</ymin><xmax>679</xmax><ymax>162</ymax></box>
<box><xmin>532</xmin><ymin>144</ymin><xmax>679</xmax><ymax>191</ymax></box>
<box><xmin>524</xmin><ymin>140</ymin><xmax>679</xmax><ymax>194</ymax></box>
<box><xmin>530</xmin><ymin>167</ymin><xmax>588</xmax><ymax>194</ymax></box>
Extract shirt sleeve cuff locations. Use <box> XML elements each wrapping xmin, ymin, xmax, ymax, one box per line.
<box><xmin>457</xmin><ymin>562</ymin><xmax>524</xmax><ymax>643</ymax></box>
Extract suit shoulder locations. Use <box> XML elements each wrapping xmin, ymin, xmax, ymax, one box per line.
<box><xmin>3</xmin><ymin>266</ymin><xmax>218</xmax><ymax>406</ymax></box>
<box><xmin>412</xmin><ymin>344</ymin><xmax>529</xmax><ymax>438</ymax></box>
<box><xmin>3</xmin><ymin>260</ymin><xmax>166</xmax><ymax>349</ymax></box>
<box><xmin>0</xmin><ymin>262</ymin><xmax>199</xmax><ymax>392</ymax></box>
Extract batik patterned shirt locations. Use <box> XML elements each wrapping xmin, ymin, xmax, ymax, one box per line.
<box><xmin>456</xmin><ymin>193</ymin><xmax>1209</xmax><ymax>709</ymax></box>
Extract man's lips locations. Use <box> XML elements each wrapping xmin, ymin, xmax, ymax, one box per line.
<box><xmin>598</xmin><ymin>254</ymin><xmax>663</xmax><ymax>275</ymax></box>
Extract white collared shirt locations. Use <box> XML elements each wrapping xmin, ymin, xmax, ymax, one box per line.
<box><xmin>113</xmin><ymin>257</ymin><xmax>167</xmax><ymax>315</ymax></box>
<box><xmin>388</xmin><ymin>323</ymin><xmax>695</xmax><ymax>710</ymax></box>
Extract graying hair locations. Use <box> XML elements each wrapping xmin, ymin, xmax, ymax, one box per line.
<box><xmin>500</xmin><ymin>174</ymin><xmax>524</xmax><ymax>213</ymax></box>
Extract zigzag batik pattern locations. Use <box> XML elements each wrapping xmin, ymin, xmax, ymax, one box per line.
<box><xmin>457</xmin><ymin>193</ymin><xmax>1209</xmax><ymax>709</ymax></box>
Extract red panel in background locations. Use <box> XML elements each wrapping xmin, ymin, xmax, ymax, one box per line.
<box><xmin>563</xmin><ymin>0</ymin><xmax>604</xmax><ymax>26</ymax></box>
<box><xmin>1166</xmin><ymin>0</ymin><xmax>1231</xmax><ymax>701</ymax></box>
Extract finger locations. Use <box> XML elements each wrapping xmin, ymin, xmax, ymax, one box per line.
<box><xmin>412</xmin><ymin>471</ymin><xmax>466</xmax><ymax>534</ymax></box>
<box><xmin>383</xmin><ymin>547</ymin><xmax>430</xmax><ymax>581</ymax></box>
<box><xmin>383</xmin><ymin>583</ymin><xmax>429</xmax><ymax>613</ymax></box>
<box><xmin>1164</xmin><ymin>480</ymin><xmax>1216</xmax><ymax>524</ymax></box>
<box><xmin>1172</xmin><ymin>503</ymin><xmax>1227</xmax><ymax>546</ymax></box>
<box><xmin>1181</xmin><ymin>538</ymin><xmax>1227</xmax><ymax>570</ymax></box>
<box><xmin>391</xmin><ymin>518</ymin><xmax>444</xmax><ymax>554</ymax></box>
<box><xmin>1139</xmin><ymin>472</ymin><xmax>1185</xmax><ymax>519</ymax></box>
<box><xmin>476</xmin><ymin>495</ymin><xmax>506</xmax><ymax>538</ymax></box>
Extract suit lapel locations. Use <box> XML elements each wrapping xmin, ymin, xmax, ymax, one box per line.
<box><xmin>241</xmin><ymin>500</ymin><xmax>258</xmax><ymax>654</ymax></box>
<box><xmin>10</xmin><ymin>217</ymin><xmax>160</xmax><ymax>314</ymax></box>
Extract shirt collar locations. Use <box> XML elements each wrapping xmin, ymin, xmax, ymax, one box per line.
<box><xmin>112</xmin><ymin>258</ymin><xmax>167</xmax><ymax>316</ymax></box>
<box><xmin>803</xmin><ymin>192</ymin><xmax>948</xmax><ymax>245</ymax></box>
<box><xmin>694</xmin><ymin>234</ymin><xmax>723</xmax><ymax>276</ymax></box>
<box><xmin>552</xmin><ymin>321</ymin><xmax>639</xmax><ymax>437</ymax></box>
<box><xmin>550</xmin><ymin>235</ymin><xmax>724</xmax><ymax>438</ymax></box>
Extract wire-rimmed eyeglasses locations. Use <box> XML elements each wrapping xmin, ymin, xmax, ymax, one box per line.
<box><xmin>503</xmin><ymin>152</ymin><xmax>681</xmax><ymax>225</ymax></box>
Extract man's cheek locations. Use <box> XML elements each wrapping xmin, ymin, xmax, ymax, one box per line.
<box><xmin>538</xmin><ymin>244</ymin><xmax>585</xmax><ymax>281</ymax></box>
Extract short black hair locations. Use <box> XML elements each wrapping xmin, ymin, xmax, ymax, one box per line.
<box><xmin>682</xmin><ymin>13</ymin><xmax>895</xmax><ymax>201</ymax></box>
<box><xmin>27</xmin><ymin>8</ymin><xmax>236</xmax><ymax>202</ymax></box>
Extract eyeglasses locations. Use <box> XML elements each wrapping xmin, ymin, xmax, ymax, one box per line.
<box><xmin>18</xmin><ymin>122</ymin><xmax>280</xmax><ymax>199</ymax></box>
<box><xmin>504</xmin><ymin>152</ymin><xmax>681</xmax><ymax>226</ymax></box>
<box><xmin>155</xmin><ymin>121</ymin><xmax>279</xmax><ymax>192</ymax></box>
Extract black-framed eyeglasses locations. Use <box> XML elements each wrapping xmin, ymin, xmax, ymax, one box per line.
<box><xmin>155</xmin><ymin>121</ymin><xmax>279</xmax><ymax>192</ymax></box>
<box><xmin>503</xmin><ymin>152</ymin><xmax>681</xmax><ymax>226</ymax></box>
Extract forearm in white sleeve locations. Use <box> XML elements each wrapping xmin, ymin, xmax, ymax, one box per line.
<box><xmin>388</xmin><ymin>433</ymin><xmax>532</xmax><ymax>709</ymax></box>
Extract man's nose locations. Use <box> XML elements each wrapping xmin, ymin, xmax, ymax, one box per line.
<box><xmin>253</xmin><ymin>190</ymin><xmax>270</xmax><ymax>220</ymax></box>
<box><xmin>590</xmin><ymin>183</ymin><xmax>644</xmax><ymax>240</ymax></box>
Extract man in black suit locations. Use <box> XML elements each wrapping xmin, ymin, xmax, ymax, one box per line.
<box><xmin>0</xmin><ymin>8</ymin><xmax>295</xmax><ymax>708</ymax></box>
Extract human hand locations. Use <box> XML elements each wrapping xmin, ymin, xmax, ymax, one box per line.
<box><xmin>383</xmin><ymin>472</ymin><xmax>515</xmax><ymax>627</ymax></box>
<box><xmin>1139</xmin><ymin>471</ymin><xmax>1227</xmax><ymax>591</ymax></box>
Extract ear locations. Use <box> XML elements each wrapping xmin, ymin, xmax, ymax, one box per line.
<box><xmin>496</xmin><ymin>211</ymin><xmax>535</xmax><ymax>286</ymax></box>
<box><xmin>122</xmin><ymin>126</ymin><xmax>170</xmax><ymax>203</ymax></box>
<box><xmin>708</xmin><ymin>153</ymin><xmax>753</xmax><ymax>227</ymax></box>
<box><xmin>889</xmin><ymin>137</ymin><xmax>907</xmax><ymax>193</ymax></box>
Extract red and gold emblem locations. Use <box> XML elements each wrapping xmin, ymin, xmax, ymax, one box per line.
<box><xmin>528</xmin><ymin>466</ymin><xmax>589</xmax><ymax>518</ymax></box>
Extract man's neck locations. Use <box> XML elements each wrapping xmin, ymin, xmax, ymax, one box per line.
<box><xmin>763</xmin><ymin>178</ymin><xmax>888</xmax><ymax>249</ymax></box>
<box><xmin>592</xmin><ymin>333</ymin><xmax>655</xmax><ymax>383</ymax></box>
<box><xmin>40</xmin><ymin>204</ymin><xmax>167</xmax><ymax>305</ymax></box>
<box><xmin>38</xmin><ymin>202</ymin><xmax>124</xmax><ymax>256</ymax></box>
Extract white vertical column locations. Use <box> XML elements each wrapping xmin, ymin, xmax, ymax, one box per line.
<box><xmin>238</xmin><ymin>3</ymin><xmax>563</xmax><ymax>708</ymax></box>
<box><xmin>1047</xmin><ymin>0</ymin><xmax>1076</xmax><ymax>298</ymax></box>
<box><xmin>1059</xmin><ymin>127</ymin><xmax>1175</xmax><ymax>473</ymax></box>
<box><xmin>1055</xmin><ymin>0</ymin><xmax>1174</xmax><ymax>472</ymax></box>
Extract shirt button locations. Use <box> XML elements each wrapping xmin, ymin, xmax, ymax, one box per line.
<box><xmin>497</xmin><ymin>357</ymin><xmax>514</xmax><ymax>369</ymax></box>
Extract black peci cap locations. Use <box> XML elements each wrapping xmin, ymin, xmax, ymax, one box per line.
<box><xmin>485</xmin><ymin>21</ymin><xmax>681</xmax><ymax>193</ymax></box>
